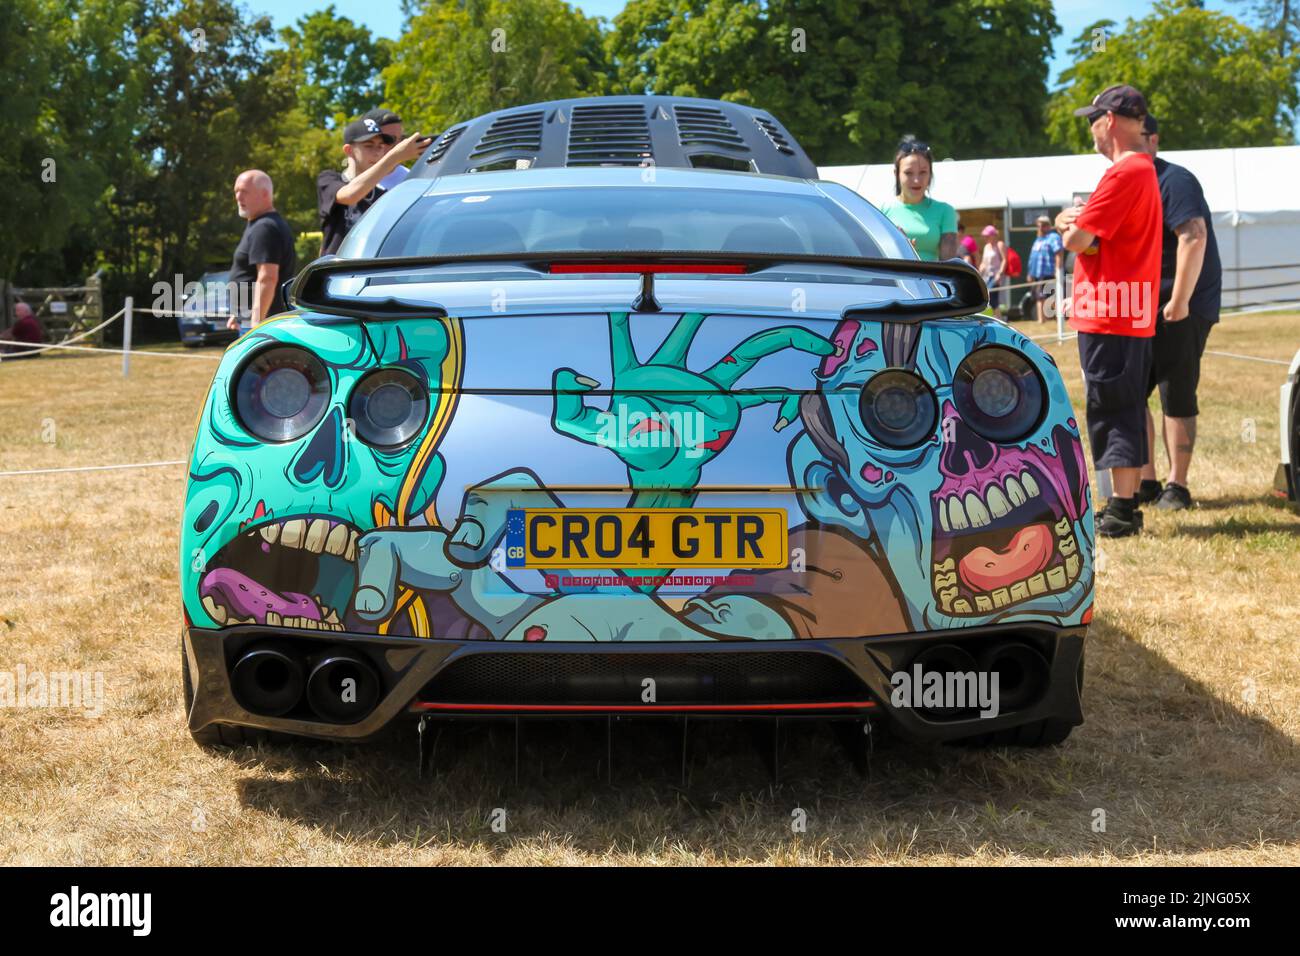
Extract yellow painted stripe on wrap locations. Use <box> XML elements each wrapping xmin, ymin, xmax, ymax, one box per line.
<box><xmin>406</xmin><ymin>596</ymin><xmax>429</xmax><ymax>636</ymax></box>
<box><xmin>379</xmin><ymin>317</ymin><xmax>464</xmax><ymax>638</ymax></box>
<box><xmin>377</xmin><ymin>588</ymin><xmax>417</xmax><ymax>636</ymax></box>
<box><xmin>395</xmin><ymin>316</ymin><xmax>463</xmax><ymax>529</ymax></box>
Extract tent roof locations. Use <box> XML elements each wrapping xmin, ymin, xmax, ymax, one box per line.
<box><xmin>818</xmin><ymin>145</ymin><xmax>1300</xmax><ymax>215</ymax></box>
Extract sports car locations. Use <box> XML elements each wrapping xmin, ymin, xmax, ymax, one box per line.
<box><xmin>180</xmin><ymin>97</ymin><xmax>1094</xmax><ymax>752</ymax></box>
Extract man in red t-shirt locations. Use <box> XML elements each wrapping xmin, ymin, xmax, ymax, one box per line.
<box><xmin>1054</xmin><ymin>84</ymin><xmax>1163</xmax><ymax>538</ymax></box>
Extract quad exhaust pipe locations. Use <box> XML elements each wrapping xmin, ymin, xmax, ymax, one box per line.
<box><xmin>904</xmin><ymin>640</ymin><xmax>1049</xmax><ymax>717</ymax></box>
<box><xmin>230</xmin><ymin>642</ymin><xmax>381</xmax><ymax>723</ymax></box>
<box><xmin>909</xmin><ymin>643</ymin><xmax>978</xmax><ymax>716</ymax></box>
<box><xmin>230</xmin><ymin>642</ymin><xmax>305</xmax><ymax>717</ymax></box>
<box><xmin>978</xmin><ymin>642</ymin><xmax>1049</xmax><ymax>712</ymax></box>
<box><xmin>305</xmin><ymin>648</ymin><xmax>381</xmax><ymax>723</ymax></box>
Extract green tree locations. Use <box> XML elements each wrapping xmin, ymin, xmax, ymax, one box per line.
<box><xmin>0</xmin><ymin>0</ymin><xmax>144</xmax><ymax>284</ymax></box>
<box><xmin>275</xmin><ymin>5</ymin><xmax>393</xmax><ymax>128</ymax></box>
<box><xmin>1230</xmin><ymin>0</ymin><xmax>1300</xmax><ymax>56</ymax></box>
<box><xmin>1048</xmin><ymin>0</ymin><xmax>1300</xmax><ymax>152</ymax></box>
<box><xmin>260</xmin><ymin>6</ymin><xmax>396</xmax><ymax>256</ymax></box>
<box><xmin>607</xmin><ymin>0</ymin><xmax>1061</xmax><ymax>165</ymax></box>
<box><xmin>105</xmin><ymin>1</ymin><xmax>288</xmax><ymax>303</ymax></box>
<box><xmin>383</xmin><ymin>0</ymin><xmax>610</xmax><ymax>137</ymax></box>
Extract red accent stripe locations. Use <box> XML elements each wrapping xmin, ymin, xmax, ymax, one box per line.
<box><xmin>409</xmin><ymin>700</ymin><xmax>876</xmax><ymax>714</ymax></box>
<box><xmin>547</xmin><ymin>263</ymin><xmax>748</xmax><ymax>274</ymax></box>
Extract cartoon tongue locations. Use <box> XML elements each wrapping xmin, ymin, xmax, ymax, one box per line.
<box><xmin>958</xmin><ymin>524</ymin><xmax>1054</xmax><ymax>593</ymax></box>
<box><xmin>200</xmin><ymin>568</ymin><xmax>322</xmax><ymax>624</ymax></box>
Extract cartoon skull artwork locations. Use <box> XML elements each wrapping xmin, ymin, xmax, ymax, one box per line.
<box><xmin>179</xmin><ymin>316</ymin><xmax>466</xmax><ymax>637</ymax></box>
<box><xmin>790</xmin><ymin>317</ymin><xmax>1094</xmax><ymax>632</ymax></box>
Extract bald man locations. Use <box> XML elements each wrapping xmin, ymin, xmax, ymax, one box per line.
<box><xmin>226</xmin><ymin>170</ymin><xmax>296</xmax><ymax>331</ymax></box>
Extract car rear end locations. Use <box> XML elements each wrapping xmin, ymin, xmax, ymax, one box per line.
<box><xmin>180</xmin><ymin>168</ymin><xmax>1093</xmax><ymax>749</ymax></box>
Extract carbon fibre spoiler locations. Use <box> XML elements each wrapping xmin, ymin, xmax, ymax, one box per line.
<box><xmin>288</xmin><ymin>251</ymin><xmax>989</xmax><ymax>322</ymax></box>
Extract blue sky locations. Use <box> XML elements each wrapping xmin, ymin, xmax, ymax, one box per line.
<box><xmin>254</xmin><ymin>0</ymin><xmax>1242</xmax><ymax>87</ymax></box>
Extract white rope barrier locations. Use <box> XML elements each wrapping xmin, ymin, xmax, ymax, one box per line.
<box><xmin>2</xmin><ymin>299</ymin><xmax>238</xmax><ymax>367</ymax></box>
<box><xmin>15</xmin><ymin>340</ymin><xmax>221</xmax><ymax>360</ymax></box>
<box><xmin>0</xmin><ymin>460</ymin><xmax>187</xmax><ymax>478</ymax></box>
<box><xmin>1204</xmin><ymin>349</ymin><xmax>1290</xmax><ymax>367</ymax></box>
<box><xmin>135</xmin><ymin>307</ymin><xmax>237</xmax><ymax>318</ymax></box>
<box><xmin>0</xmin><ymin>306</ymin><xmax>125</xmax><ymax>359</ymax></box>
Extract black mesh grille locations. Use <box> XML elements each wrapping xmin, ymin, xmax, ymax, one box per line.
<box><xmin>753</xmin><ymin>115</ymin><xmax>795</xmax><ymax>155</ymax></box>
<box><xmin>421</xmin><ymin>651</ymin><xmax>870</xmax><ymax>705</ymax></box>
<box><xmin>468</xmin><ymin>110</ymin><xmax>544</xmax><ymax>167</ymax></box>
<box><xmin>566</xmin><ymin>103</ymin><xmax>653</xmax><ymax>167</ymax></box>
<box><xmin>674</xmin><ymin>105</ymin><xmax>747</xmax><ymax>151</ymax></box>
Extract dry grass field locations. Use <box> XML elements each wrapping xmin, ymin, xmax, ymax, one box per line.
<box><xmin>0</xmin><ymin>313</ymin><xmax>1297</xmax><ymax>866</ymax></box>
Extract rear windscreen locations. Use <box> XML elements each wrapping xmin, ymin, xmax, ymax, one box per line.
<box><xmin>378</xmin><ymin>186</ymin><xmax>882</xmax><ymax>259</ymax></box>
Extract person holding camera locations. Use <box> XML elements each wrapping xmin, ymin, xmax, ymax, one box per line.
<box><xmin>317</xmin><ymin>116</ymin><xmax>432</xmax><ymax>256</ymax></box>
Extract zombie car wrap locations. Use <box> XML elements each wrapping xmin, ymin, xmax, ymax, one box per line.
<box><xmin>181</xmin><ymin>309</ymin><xmax>1093</xmax><ymax>648</ymax></box>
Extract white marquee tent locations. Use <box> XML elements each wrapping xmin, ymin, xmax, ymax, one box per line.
<box><xmin>819</xmin><ymin>145</ymin><xmax>1300</xmax><ymax>310</ymax></box>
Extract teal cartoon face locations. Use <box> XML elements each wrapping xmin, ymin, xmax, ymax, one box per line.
<box><xmin>791</xmin><ymin>318</ymin><xmax>1094</xmax><ymax>630</ymax></box>
<box><xmin>180</xmin><ymin>316</ymin><xmax>461</xmax><ymax>633</ymax></box>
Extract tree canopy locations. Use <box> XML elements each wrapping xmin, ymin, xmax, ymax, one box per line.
<box><xmin>383</xmin><ymin>0</ymin><xmax>609</xmax><ymax>137</ymax></box>
<box><xmin>606</xmin><ymin>0</ymin><xmax>1063</xmax><ymax>165</ymax></box>
<box><xmin>1047</xmin><ymin>0</ymin><xmax>1300</xmax><ymax>152</ymax></box>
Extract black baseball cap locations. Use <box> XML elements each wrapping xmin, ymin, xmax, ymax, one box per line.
<box><xmin>343</xmin><ymin>116</ymin><xmax>386</xmax><ymax>144</ymax></box>
<box><xmin>1143</xmin><ymin>114</ymin><xmax>1158</xmax><ymax>135</ymax></box>
<box><xmin>1073</xmin><ymin>84</ymin><xmax>1149</xmax><ymax>123</ymax></box>
<box><xmin>363</xmin><ymin>107</ymin><xmax>401</xmax><ymax>127</ymax></box>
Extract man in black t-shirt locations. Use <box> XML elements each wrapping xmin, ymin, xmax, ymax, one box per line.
<box><xmin>317</xmin><ymin>116</ymin><xmax>432</xmax><ymax>256</ymax></box>
<box><xmin>225</xmin><ymin>170</ymin><xmax>297</xmax><ymax>331</ymax></box>
<box><xmin>1136</xmin><ymin>115</ymin><xmax>1222</xmax><ymax>511</ymax></box>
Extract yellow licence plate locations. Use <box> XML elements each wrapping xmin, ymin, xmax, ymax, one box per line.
<box><xmin>505</xmin><ymin>508</ymin><xmax>787</xmax><ymax>569</ymax></box>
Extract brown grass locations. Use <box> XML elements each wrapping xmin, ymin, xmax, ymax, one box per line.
<box><xmin>0</xmin><ymin>318</ymin><xmax>1297</xmax><ymax>865</ymax></box>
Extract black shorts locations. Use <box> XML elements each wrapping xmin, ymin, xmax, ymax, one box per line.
<box><xmin>1077</xmin><ymin>331</ymin><xmax>1153</xmax><ymax>470</ymax></box>
<box><xmin>1146</xmin><ymin>312</ymin><xmax>1213</xmax><ymax>418</ymax></box>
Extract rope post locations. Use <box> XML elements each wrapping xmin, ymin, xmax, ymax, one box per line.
<box><xmin>122</xmin><ymin>296</ymin><xmax>133</xmax><ymax>377</ymax></box>
<box><xmin>1054</xmin><ymin>262</ymin><xmax>1065</xmax><ymax>344</ymax></box>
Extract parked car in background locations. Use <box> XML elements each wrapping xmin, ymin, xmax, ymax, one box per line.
<box><xmin>178</xmin><ymin>270</ymin><xmax>237</xmax><ymax>347</ymax></box>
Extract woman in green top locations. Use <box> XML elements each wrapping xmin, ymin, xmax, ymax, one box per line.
<box><xmin>879</xmin><ymin>137</ymin><xmax>959</xmax><ymax>261</ymax></box>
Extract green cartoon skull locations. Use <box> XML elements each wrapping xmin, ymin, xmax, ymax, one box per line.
<box><xmin>179</xmin><ymin>316</ymin><xmax>459</xmax><ymax>633</ymax></box>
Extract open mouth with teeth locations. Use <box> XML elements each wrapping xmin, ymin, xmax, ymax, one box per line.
<box><xmin>198</xmin><ymin>511</ymin><xmax>361</xmax><ymax>631</ymax></box>
<box><xmin>930</xmin><ymin>425</ymin><xmax>1089</xmax><ymax>618</ymax></box>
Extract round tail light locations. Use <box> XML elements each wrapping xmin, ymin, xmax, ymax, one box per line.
<box><xmin>233</xmin><ymin>347</ymin><xmax>330</xmax><ymax>442</ymax></box>
<box><xmin>859</xmin><ymin>369</ymin><xmax>938</xmax><ymax>448</ymax></box>
<box><xmin>953</xmin><ymin>347</ymin><xmax>1045</xmax><ymax>442</ymax></box>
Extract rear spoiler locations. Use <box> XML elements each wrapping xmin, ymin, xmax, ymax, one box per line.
<box><xmin>288</xmin><ymin>251</ymin><xmax>988</xmax><ymax>322</ymax></box>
